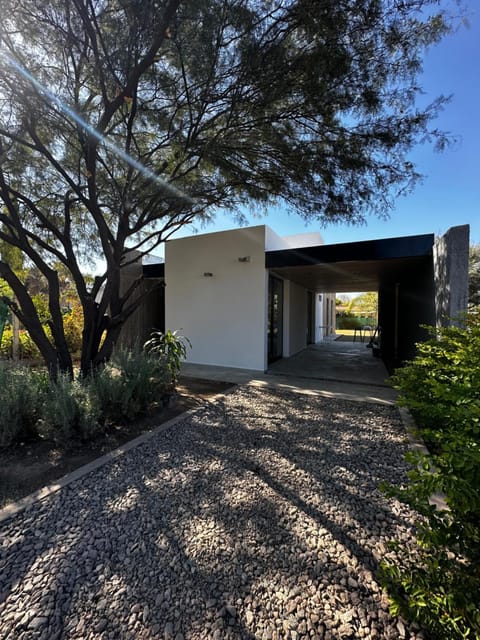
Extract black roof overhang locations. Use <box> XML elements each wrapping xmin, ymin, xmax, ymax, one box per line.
<box><xmin>265</xmin><ymin>233</ymin><xmax>434</xmax><ymax>293</ymax></box>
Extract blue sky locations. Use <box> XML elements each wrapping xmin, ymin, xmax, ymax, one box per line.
<box><xmin>174</xmin><ymin>4</ymin><xmax>479</xmax><ymax>247</ymax></box>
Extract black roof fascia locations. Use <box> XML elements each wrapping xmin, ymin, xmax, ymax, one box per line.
<box><xmin>143</xmin><ymin>263</ymin><xmax>165</xmax><ymax>278</ymax></box>
<box><xmin>265</xmin><ymin>234</ymin><xmax>434</xmax><ymax>268</ymax></box>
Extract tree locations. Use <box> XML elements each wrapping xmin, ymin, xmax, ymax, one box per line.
<box><xmin>469</xmin><ymin>244</ymin><xmax>480</xmax><ymax>307</ymax></box>
<box><xmin>347</xmin><ymin>292</ymin><xmax>378</xmax><ymax>317</ymax></box>
<box><xmin>0</xmin><ymin>0</ymin><xmax>457</xmax><ymax>377</ymax></box>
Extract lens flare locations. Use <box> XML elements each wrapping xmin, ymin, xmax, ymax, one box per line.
<box><xmin>1</xmin><ymin>53</ymin><xmax>195</xmax><ymax>205</ymax></box>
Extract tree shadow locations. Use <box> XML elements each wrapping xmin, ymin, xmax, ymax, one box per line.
<box><xmin>0</xmin><ymin>386</ymin><xmax>417</xmax><ymax>639</ymax></box>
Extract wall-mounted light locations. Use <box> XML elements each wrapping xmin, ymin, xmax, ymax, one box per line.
<box><xmin>203</xmin><ymin>272</ymin><xmax>213</xmax><ymax>277</ymax></box>
<box><xmin>238</xmin><ymin>256</ymin><xmax>251</xmax><ymax>263</ymax></box>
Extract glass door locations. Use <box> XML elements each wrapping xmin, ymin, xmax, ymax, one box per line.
<box><xmin>268</xmin><ymin>275</ymin><xmax>283</xmax><ymax>363</ymax></box>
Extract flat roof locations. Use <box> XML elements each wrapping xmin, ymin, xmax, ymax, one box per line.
<box><xmin>143</xmin><ymin>233</ymin><xmax>435</xmax><ymax>291</ymax></box>
<box><xmin>266</xmin><ymin>233</ymin><xmax>434</xmax><ymax>268</ymax></box>
<box><xmin>265</xmin><ymin>233</ymin><xmax>435</xmax><ymax>292</ymax></box>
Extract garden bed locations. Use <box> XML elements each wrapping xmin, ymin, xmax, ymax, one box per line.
<box><xmin>0</xmin><ymin>376</ymin><xmax>233</xmax><ymax>509</ymax></box>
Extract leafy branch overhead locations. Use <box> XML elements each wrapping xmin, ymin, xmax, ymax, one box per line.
<box><xmin>0</xmin><ymin>0</ymin><xmax>459</xmax><ymax>376</ymax></box>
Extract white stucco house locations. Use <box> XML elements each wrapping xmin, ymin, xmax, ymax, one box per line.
<box><xmin>164</xmin><ymin>225</ymin><xmax>336</xmax><ymax>371</ymax></box>
<box><xmin>121</xmin><ymin>224</ymin><xmax>337</xmax><ymax>371</ymax></box>
<box><xmin>121</xmin><ymin>222</ymin><xmax>469</xmax><ymax>371</ymax></box>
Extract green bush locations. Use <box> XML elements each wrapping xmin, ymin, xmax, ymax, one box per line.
<box><xmin>0</xmin><ymin>347</ymin><xmax>172</xmax><ymax>449</ymax></box>
<box><xmin>144</xmin><ymin>329</ymin><xmax>191</xmax><ymax>384</ymax></box>
<box><xmin>0</xmin><ymin>363</ymin><xmax>44</xmax><ymax>447</ymax></box>
<box><xmin>37</xmin><ymin>373</ymin><xmax>101</xmax><ymax>445</ymax></box>
<box><xmin>0</xmin><ymin>326</ymin><xmax>42</xmax><ymax>359</ymax></box>
<box><xmin>336</xmin><ymin>313</ymin><xmax>375</xmax><ymax>330</ymax></box>
<box><xmin>63</xmin><ymin>303</ymin><xmax>83</xmax><ymax>353</ymax></box>
<box><xmin>380</xmin><ymin>312</ymin><xmax>480</xmax><ymax>639</ymax></box>
<box><xmin>87</xmin><ymin>346</ymin><xmax>171</xmax><ymax>425</ymax></box>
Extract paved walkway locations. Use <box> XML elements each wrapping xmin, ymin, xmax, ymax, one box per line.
<box><xmin>181</xmin><ymin>339</ymin><xmax>396</xmax><ymax>405</ymax></box>
<box><xmin>0</xmin><ymin>349</ymin><xmax>422</xmax><ymax>640</ymax></box>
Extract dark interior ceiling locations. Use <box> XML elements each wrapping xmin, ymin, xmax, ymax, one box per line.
<box><xmin>268</xmin><ymin>256</ymin><xmax>431</xmax><ymax>292</ymax></box>
<box><xmin>265</xmin><ymin>234</ymin><xmax>435</xmax><ymax>293</ymax></box>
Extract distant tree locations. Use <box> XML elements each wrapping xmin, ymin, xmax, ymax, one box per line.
<box><xmin>347</xmin><ymin>292</ymin><xmax>378</xmax><ymax>317</ymax></box>
<box><xmin>0</xmin><ymin>0</ymin><xmax>457</xmax><ymax>377</ymax></box>
<box><xmin>469</xmin><ymin>244</ymin><xmax>480</xmax><ymax>307</ymax></box>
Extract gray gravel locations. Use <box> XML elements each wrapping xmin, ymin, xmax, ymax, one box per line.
<box><xmin>0</xmin><ymin>385</ymin><xmax>423</xmax><ymax>640</ymax></box>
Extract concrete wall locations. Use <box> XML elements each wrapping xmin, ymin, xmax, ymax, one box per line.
<box><xmin>434</xmin><ymin>225</ymin><xmax>470</xmax><ymax>327</ymax></box>
<box><xmin>165</xmin><ymin>225</ymin><xmax>267</xmax><ymax>370</ymax></box>
<box><xmin>282</xmin><ymin>279</ymin><xmax>291</xmax><ymax>356</ymax></box>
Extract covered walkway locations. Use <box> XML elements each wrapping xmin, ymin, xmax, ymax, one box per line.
<box><xmin>180</xmin><ymin>337</ymin><xmax>396</xmax><ymax>404</ymax></box>
<box><xmin>267</xmin><ymin>338</ymin><xmax>390</xmax><ymax>387</ymax></box>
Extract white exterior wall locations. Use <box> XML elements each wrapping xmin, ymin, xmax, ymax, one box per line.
<box><xmin>322</xmin><ymin>292</ymin><xmax>337</xmax><ymax>336</ymax></box>
<box><xmin>281</xmin><ymin>231</ymin><xmax>324</xmax><ymax>247</ymax></box>
<box><xmin>165</xmin><ymin>225</ymin><xmax>267</xmax><ymax>370</ymax></box>
<box><xmin>265</xmin><ymin>227</ymin><xmax>324</xmax><ymax>251</ymax></box>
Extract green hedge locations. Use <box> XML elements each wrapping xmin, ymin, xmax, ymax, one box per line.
<box><xmin>380</xmin><ymin>311</ymin><xmax>480</xmax><ymax>639</ymax></box>
<box><xmin>336</xmin><ymin>314</ymin><xmax>375</xmax><ymax>329</ymax></box>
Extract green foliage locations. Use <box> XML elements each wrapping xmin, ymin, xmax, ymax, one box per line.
<box><xmin>0</xmin><ymin>326</ymin><xmax>42</xmax><ymax>359</ymax></box>
<box><xmin>37</xmin><ymin>374</ymin><xmax>100</xmax><ymax>445</ymax></box>
<box><xmin>469</xmin><ymin>244</ymin><xmax>480</xmax><ymax>307</ymax></box>
<box><xmin>144</xmin><ymin>330</ymin><xmax>191</xmax><ymax>385</ymax></box>
<box><xmin>380</xmin><ymin>313</ymin><xmax>480</xmax><ymax>639</ymax></box>
<box><xmin>0</xmin><ymin>0</ymin><xmax>459</xmax><ymax>378</ymax></box>
<box><xmin>63</xmin><ymin>303</ymin><xmax>83</xmax><ymax>354</ymax></box>
<box><xmin>0</xmin><ymin>303</ymin><xmax>82</xmax><ymax>359</ymax></box>
<box><xmin>347</xmin><ymin>292</ymin><xmax>378</xmax><ymax>317</ymax></box>
<box><xmin>89</xmin><ymin>346</ymin><xmax>171</xmax><ymax>424</ymax></box>
<box><xmin>0</xmin><ymin>348</ymin><xmax>172</xmax><ymax>448</ymax></box>
<box><xmin>0</xmin><ymin>363</ymin><xmax>44</xmax><ymax>447</ymax></box>
<box><xmin>336</xmin><ymin>314</ymin><xmax>374</xmax><ymax>330</ymax></box>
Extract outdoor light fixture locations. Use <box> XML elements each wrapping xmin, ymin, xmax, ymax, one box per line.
<box><xmin>238</xmin><ymin>256</ymin><xmax>251</xmax><ymax>262</ymax></box>
<box><xmin>203</xmin><ymin>272</ymin><xmax>213</xmax><ymax>277</ymax></box>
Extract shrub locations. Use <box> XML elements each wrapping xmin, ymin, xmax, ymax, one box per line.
<box><xmin>380</xmin><ymin>312</ymin><xmax>480</xmax><ymax>640</ymax></box>
<box><xmin>0</xmin><ymin>347</ymin><xmax>172</xmax><ymax>449</ymax></box>
<box><xmin>37</xmin><ymin>373</ymin><xmax>101</xmax><ymax>445</ymax></box>
<box><xmin>88</xmin><ymin>346</ymin><xmax>171</xmax><ymax>424</ymax></box>
<box><xmin>35</xmin><ymin>347</ymin><xmax>171</xmax><ymax>446</ymax></box>
<box><xmin>0</xmin><ymin>326</ymin><xmax>42</xmax><ymax>359</ymax></box>
<box><xmin>0</xmin><ymin>363</ymin><xmax>44</xmax><ymax>447</ymax></box>
<box><xmin>63</xmin><ymin>303</ymin><xmax>83</xmax><ymax>353</ymax></box>
<box><xmin>144</xmin><ymin>329</ymin><xmax>191</xmax><ymax>384</ymax></box>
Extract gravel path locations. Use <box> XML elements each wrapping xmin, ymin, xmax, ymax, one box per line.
<box><xmin>0</xmin><ymin>385</ymin><xmax>422</xmax><ymax>640</ymax></box>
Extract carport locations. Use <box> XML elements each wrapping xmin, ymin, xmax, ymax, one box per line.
<box><xmin>266</xmin><ymin>225</ymin><xmax>469</xmax><ymax>369</ymax></box>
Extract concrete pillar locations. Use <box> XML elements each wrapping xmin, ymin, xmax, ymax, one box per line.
<box><xmin>433</xmin><ymin>225</ymin><xmax>470</xmax><ymax>327</ymax></box>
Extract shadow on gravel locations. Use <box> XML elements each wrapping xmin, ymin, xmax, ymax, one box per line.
<box><xmin>0</xmin><ymin>386</ymin><xmax>415</xmax><ymax>639</ymax></box>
